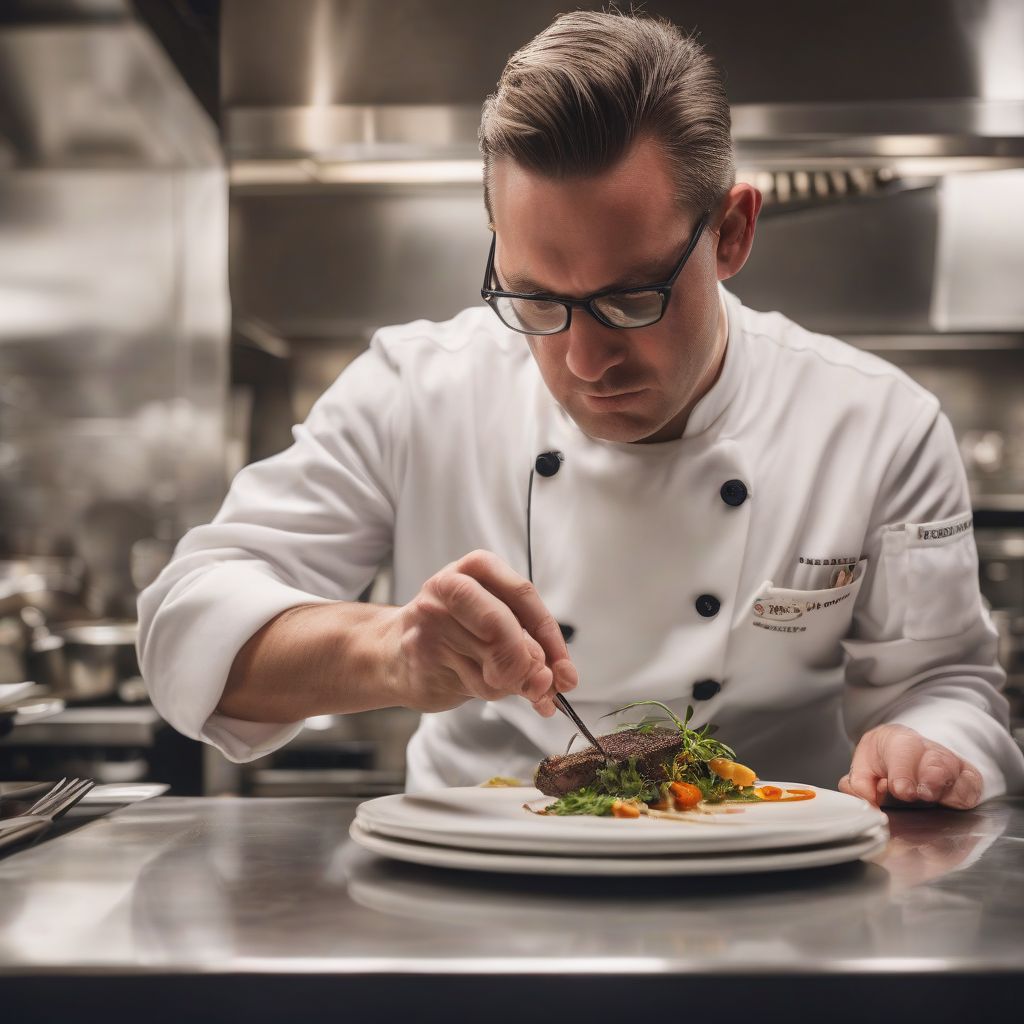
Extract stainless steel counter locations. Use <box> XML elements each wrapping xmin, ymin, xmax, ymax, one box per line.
<box><xmin>1</xmin><ymin>796</ymin><xmax>1020</xmax><ymax>1022</ymax></box>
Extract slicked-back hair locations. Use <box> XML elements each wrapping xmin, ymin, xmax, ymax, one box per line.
<box><xmin>479</xmin><ymin>9</ymin><xmax>734</xmax><ymax>221</ymax></box>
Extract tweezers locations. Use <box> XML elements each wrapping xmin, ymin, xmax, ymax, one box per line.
<box><xmin>554</xmin><ymin>692</ymin><xmax>611</xmax><ymax>760</ymax></box>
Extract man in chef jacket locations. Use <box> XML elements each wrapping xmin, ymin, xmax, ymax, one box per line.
<box><xmin>138</xmin><ymin>10</ymin><xmax>1024</xmax><ymax>805</ymax></box>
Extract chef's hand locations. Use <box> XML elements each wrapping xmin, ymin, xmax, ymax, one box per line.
<box><xmin>838</xmin><ymin>724</ymin><xmax>982</xmax><ymax>809</ymax></box>
<box><xmin>381</xmin><ymin>549</ymin><xmax>579</xmax><ymax>716</ymax></box>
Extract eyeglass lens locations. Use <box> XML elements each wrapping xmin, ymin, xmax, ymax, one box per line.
<box><xmin>494</xmin><ymin>296</ymin><xmax>567</xmax><ymax>334</ymax></box>
<box><xmin>493</xmin><ymin>289</ymin><xmax>665</xmax><ymax>335</ymax></box>
<box><xmin>593</xmin><ymin>290</ymin><xmax>664</xmax><ymax>328</ymax></box>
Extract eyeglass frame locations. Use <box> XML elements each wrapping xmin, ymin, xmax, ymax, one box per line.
<box><xmin>480</xmin><ymin>209</ymin><xmax>711</xmax><ymax>336</ymax></box>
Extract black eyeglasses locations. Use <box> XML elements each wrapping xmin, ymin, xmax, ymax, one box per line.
<box><xmin>480</xmin><ymin>210</ymin><xmax>710</xmax><ymax>336</ymax></box>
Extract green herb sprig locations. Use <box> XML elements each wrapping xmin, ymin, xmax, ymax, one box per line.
<box><xmin>545</xmin><ymin>788</ymin><xmax>617</xmax><ymax>816</ymax></box>
<box><xmin>593</xmin><ymin>756</ymin><xmax>658</xmax><ymax>803</ymax></box>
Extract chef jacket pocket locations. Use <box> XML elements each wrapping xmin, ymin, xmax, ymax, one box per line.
<box><xmin>751</xmin><ymin>559</ymin><xmax>867</xmax><ymax>666</ymax></box>
<box><xmin>902</xmin><ymin>513</ymin><xmax>980</xmax><ymax>640</ymax></box>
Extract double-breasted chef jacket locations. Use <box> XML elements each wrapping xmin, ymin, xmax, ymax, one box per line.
<box><xmin>138</xmin><ymin>286</ymin><xmax>1024</xmax><ymax>799</ymax></box>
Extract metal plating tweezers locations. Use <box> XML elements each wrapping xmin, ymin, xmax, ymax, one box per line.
<box><xmin>554</xmin><ymin>692</ymin><xmax>610</xmax><ymax>760</ymax></box>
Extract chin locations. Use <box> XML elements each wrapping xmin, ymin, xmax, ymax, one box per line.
<box><xmin>569</xmin><ymin>406</ymin><xmax>660</xmax><ymax>444</ymax></box>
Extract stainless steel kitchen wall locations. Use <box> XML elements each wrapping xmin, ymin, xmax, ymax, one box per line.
<box><xmin>0</xmin><ymin>10</ymin><xmax>228</xmax><ymax>614</ymax></box>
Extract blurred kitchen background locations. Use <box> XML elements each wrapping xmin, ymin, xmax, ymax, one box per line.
<box><xmin>1</xmin><ymin>0</ymin><xmax>1022</xmax><ymax>796</ymax></box>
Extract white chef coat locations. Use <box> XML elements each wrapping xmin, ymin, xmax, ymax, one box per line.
<box><xmin>137</xmin><ymin>286</ymin><xmax>1024</xmax><ymax>800</ymax></box>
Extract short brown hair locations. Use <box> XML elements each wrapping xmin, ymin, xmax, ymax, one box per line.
<box><xmin>479</xmin><ymin>9</ymin><xmax>734</xmax><ymax>220</ymax></box>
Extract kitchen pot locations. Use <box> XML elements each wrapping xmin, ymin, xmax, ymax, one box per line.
<box><xmin>44</xmin><ymin>621</ymin><xmax>139</xmax><ymax>703</ymax></box>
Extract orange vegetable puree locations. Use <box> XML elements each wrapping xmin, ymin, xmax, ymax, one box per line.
<box><xmin>754</xmin><ymin>785</ymin><xmax>816</xmax><ymax>803</ymax></box>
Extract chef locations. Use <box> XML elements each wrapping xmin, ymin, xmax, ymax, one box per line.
<box><xmin>138</xmin><ymin>10</ymin><xmax>1024</xmax><ymax>806</ymax></box>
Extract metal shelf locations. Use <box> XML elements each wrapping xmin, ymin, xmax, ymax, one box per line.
<box><xmin>842</xmin><ymin>334</ymin><xmax>1024</xmax><ymax>353</ymax></box>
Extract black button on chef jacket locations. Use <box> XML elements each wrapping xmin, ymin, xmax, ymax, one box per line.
<box><xmin>535</xmin><ymin>452</ymin><xmax>563</xmax><ymax>477</ymax></box>
<box><xmin>720</xmin><ymin>479</ymin><xmax>748</xmax><ymax>506</ymax></box>
<box><xmin>692</xmin><ymin>679</ymin><xmax>722</xmax><ymax>701</ymax></box>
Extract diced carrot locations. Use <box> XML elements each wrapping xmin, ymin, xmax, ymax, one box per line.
<box><xmin>611</xmin><ymin>800</ymin><xmax>641</xmax><ymax>819</ymax></box>
<box><xmin>669</xmin><ymin>781</ymin><xmax>702</xmax><ymax>810</ymax></box>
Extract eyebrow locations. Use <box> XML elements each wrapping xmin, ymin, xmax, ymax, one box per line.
<box><xmin>500</xmin><ymin>254</ymin><xmax>677</xmax><ymax>296</ymax></box>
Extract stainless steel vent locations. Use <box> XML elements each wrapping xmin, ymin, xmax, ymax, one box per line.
<box><xmin>222</xmin><ymin>0</ymin><xmax>1024</xmax><ymax>182</ymax></box>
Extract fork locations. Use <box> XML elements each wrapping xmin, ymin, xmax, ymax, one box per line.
<box><xmin>0</xmin><ymin>778</ymin><xmax>95</xmax><ymax>846</ymax></box>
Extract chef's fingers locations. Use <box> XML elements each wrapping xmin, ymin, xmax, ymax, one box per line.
<box><xmin>430</xmin><ymin>570</ymin><xmax>551</xmax><ymax>701</ymax></box>
<box><xmin>454</xmin><ymin>550</ymin><xmax>578</xmax><ymax>692</ymax></box>
<box><xmin>522</xmin><ymin>631</ymin><xmax>571</xmax><ymax>717</ymax></box>
<box><xmin>441</xmin><ymin>643</ymin><xmax>553</xmax><ymax>712</ymax></box>
<box><xmin>522</xmin><ymin>628</ymin><xmax>544</xmax><ymax>663</ymax></box>
<box><xmin>437</xmin><ymin>646</ymin><xmax>488</xmax><ymax>699</ymax></box>
<box><xmin>940</xmin><ymin>760</ymin><xmax>983</xmax><ymax>810</ymax></box>
<box><xmin>843</xmin><ymin>730</ymin><xmax>888</xmax><ymax>804</ymax></box>
<box><xmin>438</xmin><ymin>604</ymin><xmax>550</xmax><ymax>698</ymax></box>
<box><xmin>438</xmin><ymin>621</ymin><xmax>515</xmax><ymax>699</ymax></box>
<box><xmin>879</xmin><ymin>727</ymin><xmax>927</xmax><ymax>802</ymax></box>
<box><xmin>437</xmin><ymin>626</ymin><xmax>544</xmax><ymax>703</ymax></box>
<box><xmin>913</xmin><ymin>744</ymin><xmax>960</xmax><ymax>803</ymax></box>
<box><xmin>441</xmin><ymin>608</ymin><xmax>552</xmax><ymax>705</ymax></box>
<box><xmin>841</xmin><ymin>770</ymin><xmax>881</xmax><ymax>804</ymax></box>
<box><xmin>521</xmin><ymin>629</ymin><xmax>556</xmax><ymax>703</ymax></box>
<box><xmin>532</xmin><ymin>693</ymin><xmax>558</xmax><ymax>718</ymax></box>
<box><xmin>838</xmin><ymin>772</ymin><xmax>882</xmax><ymax>804</ymax></box>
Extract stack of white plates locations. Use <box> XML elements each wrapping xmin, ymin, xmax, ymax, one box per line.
<box><xmin>351</xmin><ymin>784</ymin><xmax>889</xmax><ymax>876</ymax></box>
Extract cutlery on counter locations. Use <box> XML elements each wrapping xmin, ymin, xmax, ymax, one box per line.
<box><xmin>0</xmin><ymin>777</ymin><xmax>95</xmax><ymax>851</ymax></box>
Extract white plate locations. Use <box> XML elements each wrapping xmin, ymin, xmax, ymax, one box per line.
<box><xmin>349</xmin><ymin>819</ymin><xmax>890</xmax><ymax>876</ymax></box>
<box><xmin>80</xmin><ymin>783</ymin><xmax>169</xmax><ymax>804</ymax></box>
<box><xmin>355</xmin><ymin>785</ymin><xmax>887</xmax><ymax>856</ymax></box>
<box><xmin>0</xmin><ymin>682</ymin><xmax>36</xmax><ymax>709</ymax></box>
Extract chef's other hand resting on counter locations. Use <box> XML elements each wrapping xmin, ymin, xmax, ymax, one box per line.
<box><xmin>138</xmin><ymin>10</ymin><xmax>1024</xmax><ymax>806</ymax></box>
<box><xmin>840</xmin><ymin>725</ymin><xmax>983</xmax><ymax>810</ymax></box>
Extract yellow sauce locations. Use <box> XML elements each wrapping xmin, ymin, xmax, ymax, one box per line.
<box><xmin>481</xmin><ymin>776</ymin><xmax>524</xmax><ymax>788</ymax></box>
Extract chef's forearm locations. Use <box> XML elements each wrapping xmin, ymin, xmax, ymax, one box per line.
<box><xmin>217</xmin><ymin>602</ymin><xmax>399</xmax><ymax>722</ymax></box>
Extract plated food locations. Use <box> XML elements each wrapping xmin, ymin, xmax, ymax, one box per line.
<box><xmin>351</xmin><ymin>700</ymin><xmax>888</xmax><ymax>875</ymax></box>
<box><xmin>532</xmin><ymin>701</ymin><xmax>815</xmax><ymax>821</ymax></box>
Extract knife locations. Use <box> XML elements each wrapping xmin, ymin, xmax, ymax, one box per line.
<box><xmin>554</xmin><ymin>692</ymin><xmax>611</xmax><ymax>760</ymax></box>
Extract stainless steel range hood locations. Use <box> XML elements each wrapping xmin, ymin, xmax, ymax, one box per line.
<box><xmin>0</xmin><ymin>0</ymin><xmax>220</xmax><ymax>170</ymax></box>
<box><xmin>222</xmin><ymin>0</ymin><xmax>1024</xmax><ymax>183</ymax></box>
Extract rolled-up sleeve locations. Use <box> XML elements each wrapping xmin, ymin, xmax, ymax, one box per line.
<box><xmin>842</xmin><ymin>404</ymin><xmax>1024</xmax><ymax>801</ymax></box>
<box><xmin>138</xmin><ymin>338</ymin><xmax>403</xmax><ymax>762</ymax></box>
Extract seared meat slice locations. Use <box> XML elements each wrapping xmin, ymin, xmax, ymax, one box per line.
<box><xmin>534</xmin><ymin>727</ymin><xmax>683</xmax><ymax>797</ymax></box>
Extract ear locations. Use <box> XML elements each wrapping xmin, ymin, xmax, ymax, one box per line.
<box><xmin>714</xmin><ymin>183</ymin><xmax>762</xmax><ymax>282</ymax></box>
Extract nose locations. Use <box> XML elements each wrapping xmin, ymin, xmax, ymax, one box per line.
<box><xmin>563</xmin><ymin>314</ymin><xmax>628</xmax><ymax>383</ymax></box>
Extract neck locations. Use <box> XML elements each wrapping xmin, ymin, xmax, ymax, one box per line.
<box><xmin>698</xmin><ymin>290</ymin><xmax>730</xmax><ymax>399</ymax></box>
<box><xmin>637</xmin><ymin>290</ymin><xmax>729</xmax><ymax>444</ymax></box>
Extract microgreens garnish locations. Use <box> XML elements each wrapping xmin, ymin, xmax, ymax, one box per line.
<box><xmin>601</xmin><ymin>700</ymin><xmax>737</xmax><ymax>763</ymax></box>
<box><xmin>545</xmin><ymin>788</ymin><xmax>617</xmax><ymax>816</ymax></box>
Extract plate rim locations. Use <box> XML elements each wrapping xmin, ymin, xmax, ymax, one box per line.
<box><xmin>348</xmin><ymin>819</ymin><xmax>891</xmax><ymax>876</ymax></box>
